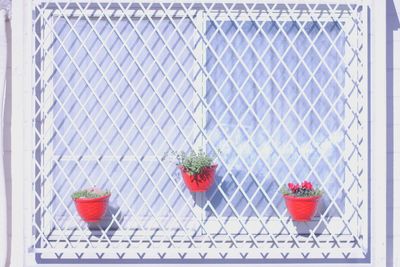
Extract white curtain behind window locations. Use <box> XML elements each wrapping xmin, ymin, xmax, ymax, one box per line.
<box><xmin>205</xmin><ymin>21</ymin><xmax>345</xmax><ymax>217</ymax></box>
<box><xmin>0</xmin><ymin>1</ymin><xmax>9</xmax><ymax>266</ymax></box>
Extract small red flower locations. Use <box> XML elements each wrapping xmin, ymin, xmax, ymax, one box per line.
<box><xmin>301</xmin><ymin>181</ymin><xmax>313</xmax><ymax>190</ymax></box>
<box><xmin>288</xmin><ymin>183</ymin><xmax>294</xmax><ymax>190</ymax></box>
<box><xmin>288</xmin><ymin>182</ymin><xmax>300</xmax><ymax>193</ymax></box>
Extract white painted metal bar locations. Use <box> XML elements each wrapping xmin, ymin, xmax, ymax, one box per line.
<box><xmin>34</xmin><ymin>0</ymin><xmax>368</xmax><ymax>5</ymax></box>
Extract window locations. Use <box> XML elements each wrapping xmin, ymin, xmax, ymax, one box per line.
<box><xmin>32</xmin><ymin>2</ymin><xmax>369</xmax><ymax>263</ymax></box>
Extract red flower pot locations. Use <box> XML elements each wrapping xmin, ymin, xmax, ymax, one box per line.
<box><xmin>283</xmin><ymin>195</ymin><xmax>321</xmax><ymax>222</ymax></box>
<box><xmin>73</xmin><ymin>194</ymin><xmax>111</xmax><ymax>223</ymax></box>
<box><xmin>178</xmin><ymin>164</ymin><xmax>217</xmax><ymax>192</ymax></box>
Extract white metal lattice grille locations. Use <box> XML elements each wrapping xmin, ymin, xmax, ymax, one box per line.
<box><xmin>31</xmin><ymin>1</ymin><xmax>369</xmax><ymax>263</ymax></box>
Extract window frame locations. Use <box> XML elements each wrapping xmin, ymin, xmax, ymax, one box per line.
<box><xmin>38</xmin><ymin>6</ymin><xmax>365</xmax><ymax>237</ymax></box>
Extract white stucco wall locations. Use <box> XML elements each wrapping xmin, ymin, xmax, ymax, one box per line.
<box><xmin>389</xmin><ymin>0</ymin><xmax>400</xmax><ymax>266</ymax></box>
<box><xmin>3</xmin><ymin>0</ymin><xmax>398</xmax><ymax>266</ymax></box>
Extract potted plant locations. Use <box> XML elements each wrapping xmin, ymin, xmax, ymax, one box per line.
<box><xmin>281</xmin><ymin>181</ymin><xmax>323</xmax><ymax>222</ymax></box>
<box><xmin>164</xmin><ymin>149</ymin><xmax>218</xmax><ymax>192</ymax></box>
<box><xmin>71</xmin><ymin>187</ymin><xmax>111</xmax><ymax>223</ymax></box>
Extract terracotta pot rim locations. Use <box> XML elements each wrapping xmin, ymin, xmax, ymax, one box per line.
<box><xmin>73</xmin><ymin>194</ymin><xmax>111</xmax><ymax>203</ymax></box>
<box><xmin>178</xmin><ymin>164</ymin><xmax>218</xmax><ymax>172</ymax></box>
<box><xmin>283</xmin><ymin>194</ymin><xmax>321</xmax><ymax>201</ymax></box>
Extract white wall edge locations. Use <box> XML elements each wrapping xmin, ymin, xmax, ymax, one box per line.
<box><xmin>370</xmin><ymin>0</ymin><xmax>387</xmax><ymax>266</ymax></box>
<box><xmin>11</xmin><ymin>0</ymin><xmax>30</xmax><ymax>266</ymax></box>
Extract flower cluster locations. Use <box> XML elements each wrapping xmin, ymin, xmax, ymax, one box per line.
<box><xmin>162</xmin><ymin>149</ymin><xmax>216</xmax><ymax>175</ymax></box>
<box><xmin>282</xmin><ymin>180</ymin><xmax>323</xmax><ymax>197</ymax></box>
<box><xmin>288</xmin><ymin>181</ymin><xmax>313</xmax><ymax>192</ymax></box>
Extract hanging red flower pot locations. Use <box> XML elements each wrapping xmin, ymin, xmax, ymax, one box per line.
<box><xmin>72</xmin><ymin>188</ymin><xmax>111</xmax><ymax>223</ymax></box>
<box><xmin>282</xmin><ymin>181</ymin><xmax>323</xmax><ymax>222</ymax></box>
<box><xmin>178</xmin><ymin>164</ymin><xmax>217</xmax><ymax>192</ymax></box>
<box><xmin>163</xmin><ymin>149</ymin><xmax>218</xmax><ymax>192</ymax></box>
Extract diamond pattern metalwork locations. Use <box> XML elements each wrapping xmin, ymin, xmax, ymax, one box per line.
<box><xmin>31</xmin><ymin>1</ymin><xmax>368</xmax><ymax>263</ymax></box>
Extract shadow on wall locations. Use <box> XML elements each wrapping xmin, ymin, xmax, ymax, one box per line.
<box><xmin>88</xmin><ymin>205</ymin><xmax>124</xmax><ymax>240</ymax></box>
<box><xmin>386</xmin><ymin>1</ymin><xmax>399</xmax><ymax>267</ymax></box>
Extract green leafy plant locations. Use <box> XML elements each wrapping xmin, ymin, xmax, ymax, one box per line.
<box><xmin>163</xmin><ymin>149</ymin><xmax>217</xmax><ymax>175</ymax></box>
<box><xmin>281</xmin><ymin>181</ymin><xmax>323</xmax><ymax>197</ymax></box>
<box><xmin>71</xmin><ymin>187</ymin><xmax>110</xmax><ymax>199</ymax></box>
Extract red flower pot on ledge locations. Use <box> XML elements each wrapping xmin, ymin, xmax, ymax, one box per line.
<box><xmin>178</xmin><ymin>164</ymin><xmax>217</xmax><ymax>192</ymax></box>
<box><xmin>283</xmin><ymin>195</ymin><xmax>321</xmax><ymax>221</ymax></box>
<box><xmin>281</xmin><ymin>181</ymin><xmax>323</xmax><ymax>222</ymax></box>
<box><xmin>72</xmin><ymin>188</ymin><xmax>111</xmax><ymax>223</ymax></box>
